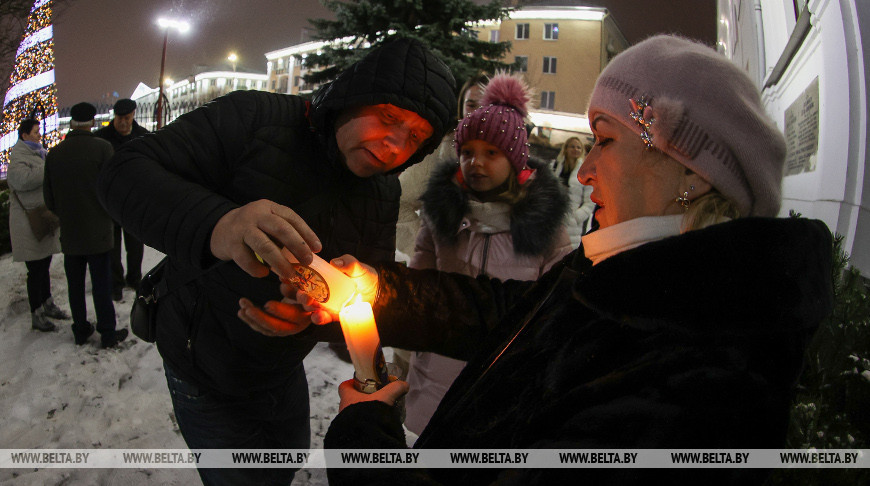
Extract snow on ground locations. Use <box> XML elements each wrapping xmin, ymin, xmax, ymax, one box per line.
<box><xmin>0</xmin><ymin>245</ymin><xmax>359</xmax><ymax>485</ymax></box>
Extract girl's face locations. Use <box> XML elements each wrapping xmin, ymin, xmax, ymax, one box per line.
<box><xmin>577</xmin><ymin>113</ymin><xmax>691</xmax><ymax>229</ymax></box>
<box><xmin>459</xmin><ymin>139</ymin><xmax>513</xmax><ymax>193</ymax></box>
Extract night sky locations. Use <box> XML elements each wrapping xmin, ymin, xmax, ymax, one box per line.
<box><xmin>50</xmin><ymin>0</ymin><xmax>715</xmax><ymax>108</ymax></box>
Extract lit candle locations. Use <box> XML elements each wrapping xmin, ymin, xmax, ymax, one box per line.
<box><xmin>279</xmin><ymin>249</ymin><xmax>358</xmax><ymax>315</ymax></box>
<box><xmin>339</xmin><ymin>300</ymin><xmax>389</xmax><ymax>393</ymax></box>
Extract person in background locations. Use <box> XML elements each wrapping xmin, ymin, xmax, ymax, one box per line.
<box><xmin>550</xmin><ymin>136</ymin><xmax>595</xmax><ymax>244</ymax></box>
<box><xmin>95</xmin><ymin>98</ymin><xmax>148</xmax><ymax>301</ymax></box>
<box><xmin>402</xmin><ymin>72</ymin><xmax>573</xmax><ymax>437</ymax></box>
<box><xmin>44</xmin><ymin>103</ymin><xmax>126</xmax><ymax>348</ymax></box>
<box><xmin>240</xmin><ymin>35</ymin><xmax>835</xmax><ymax>485</ymax></box>
<box><xmin>7</xmin><ymin>118</ymin><xmax>68</xmax><ymax>332</ymax></box>
<box><xmin>395</xmin><ymin>72</ymin><xmax>489</xmax><ymax>261</ymax></box>
<box><xmin>390</xmin><ymin>72</ymin><xmax>489</xmax><ymax>379</ymax></box>
<box><xmin>98</xmin><ymin>38</ymin><xmax>455</xmax><ymax>486</ymax></box>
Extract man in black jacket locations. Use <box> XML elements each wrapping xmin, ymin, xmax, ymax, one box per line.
<box><xmin>44</xmin><ymin>102</ymin><xmax>128</xmax><ymax>348</ymax></box>
<box><xmin>95</xmin><ymin>98</ymin><xmax>149</xmax><ymax>301</ymax></box>
<box><xmin>97</xmin><ymin>38</ymin><xmax>455</xmax><ymax>485</ymax></box>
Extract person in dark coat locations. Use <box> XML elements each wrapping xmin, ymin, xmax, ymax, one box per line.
<box><xmin>44</xmin><ymin>103</ymin><xmax>128</xmax><ymax>348</ymax></box>
<box><xmin>240</xmin><ymin>35</ymin><xmax>836</xmax><ymax>485</ymax></box>
<box><xmin>97</xmin><ymin>38</ymin><xmax>455</xmax><ymax>485</ymax></box>
<box><xmin>95</xmin><ymin>98</ymin><xmax>149</xmax><ymax>301</ymax></box>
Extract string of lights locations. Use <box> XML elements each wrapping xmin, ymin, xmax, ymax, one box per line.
<box><xmin>1</xmin><ymin>0</ymin><xmax>59</xmax><ymax>176</ymax></box>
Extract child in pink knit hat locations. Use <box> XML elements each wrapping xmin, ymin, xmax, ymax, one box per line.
<box><xmin>453</xmin><ymin>72</ymin><xmax>536</xmax><ymax>191</ymax></box>
<box><xmin>401</xmin><ymin>72</ymin><xmax>574</xmax><ymax>436</ymax></box>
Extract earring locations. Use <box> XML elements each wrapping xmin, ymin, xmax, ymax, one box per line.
<box><xmin>675</xmin><ymin>191</ymin><xmax>690</xmax><ymax>211</ymax></box>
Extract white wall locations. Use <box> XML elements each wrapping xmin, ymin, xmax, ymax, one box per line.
<box><xmin>719</xmin><ymin>0</ymin><xmax>870</xmax><ymax>273</ymax></box>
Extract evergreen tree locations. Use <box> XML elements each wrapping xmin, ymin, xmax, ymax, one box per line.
<box><xmin>767</xmin><ymin>213</ymin><xmax>870</xmax><ymax>485</ymax></box>
<box><xmin>303</xmin><ymin>0</ymin><xmax>514</xmax><ymax>91</ymax></box>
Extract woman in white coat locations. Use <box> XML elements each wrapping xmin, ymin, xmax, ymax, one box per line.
<box><xmin>550</xmin><ymin>136</ymin><xmax>595</xmax><ymax>245</ymax></box>
<box><xmin>7</xmin><ymin>119</ymin><xmax>68</xmax><ymax>331</ymax></box>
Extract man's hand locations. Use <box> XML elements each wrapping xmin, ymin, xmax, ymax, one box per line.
<box><xmin>338</xmin><ymin>378</ymin><xmax>408</xmax><ymax>412</ymax></box>
<box><xmin>210</xmin><ymin>199</ymin><xmax>321</xmax><ymax>279</ymax></box>
<box><xmin>239</xmin><ymin>254</ymin><xmax>379</xmax><ymax>336</ymax></box>
<box><xmin>237</xmin><ymin>297</ymin><xmax>315</xmax><ymax>336</ymax></box>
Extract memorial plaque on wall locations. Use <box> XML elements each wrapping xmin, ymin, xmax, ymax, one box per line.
<box><xmin>784</xmin><ymin>77</ymin><xmax>820</xmax><ymax>176</ymax></box>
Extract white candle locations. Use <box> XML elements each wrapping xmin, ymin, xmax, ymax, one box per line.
<box><xmin>280</xmin><ymin>248</ymin><xmax>357</xmax><ymax>315</ymax></box>
<box><xmin>339</xmin><ymin>300</ymin><xmax>389</xmax><ymax>392</ymax></box>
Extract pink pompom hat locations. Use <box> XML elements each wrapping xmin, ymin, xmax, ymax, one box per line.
<box><xmin>454</xmin><ymin>71</ymin><xmax>532</xmax><ymax>176</ymax></box>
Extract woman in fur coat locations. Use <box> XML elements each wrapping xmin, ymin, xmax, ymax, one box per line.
<box><xmin>240</xmin><ymin>35</ymin><xmax>835</xmax><ymax>485</ymax></box>
<box><xmin>403</xmin><ymin>72</ymin><xmax>573</xmax><ymax>435</ymax></box>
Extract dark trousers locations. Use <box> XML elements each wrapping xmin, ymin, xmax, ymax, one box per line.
<box><xmin>112</xmin><ymin>223</ymin><xmax>144</xmax><ymax>290</ymax></box>
<box><xmin>164</xmin><ymin>363</ymin><xmax>310</xmax><ymax>486</ymax></box>
<box><xmin>64</xmin><ymin>251</ymin><xmax>116</xmax><ymax>333</ymax></box>
<box><xmin>24</xmin><ymin>255</ymin><xmax>53</xmax><ymax>312</ymax></box>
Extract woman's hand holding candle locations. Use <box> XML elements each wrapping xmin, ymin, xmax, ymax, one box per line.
<box><xmin>298</xmin><ymin>255</ymin><xmax>379</xmax><ymax>325</ymax></box>
<box><xmin>338</xmin><ymin>378</ymin><xmax>409</xmax><ymax>412</ymax></box>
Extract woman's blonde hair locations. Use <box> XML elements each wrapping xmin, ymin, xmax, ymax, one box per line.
<box><xmin>682</xmin><ymin>190</ymin><xmax>741</xmax><ymax>232</ymax></box>
<box><xmin>641</xmin><ymin>148</ymin><xmax>742</xmax><ymax>232</ymax></box>
<box><xmin>557</xmin><ymin>136</ymin><xmax>586</xmax><ymax>173</ymax></box>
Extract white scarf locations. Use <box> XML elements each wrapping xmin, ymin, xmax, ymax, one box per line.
<box><xmin>581</xmin><ymin>215</ymin><xmax>684</xmax><ymax>265</ymax></box>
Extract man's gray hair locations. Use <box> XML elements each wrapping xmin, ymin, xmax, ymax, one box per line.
<box><xmin>70</xmin><ymin>119</ymin><xmax>94</xmax><ymax>130</ymax></box>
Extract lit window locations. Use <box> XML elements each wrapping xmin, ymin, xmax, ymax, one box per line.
<box><xmin>544</xmin><ymin>23</ymin><xmax>559</xmax><ymax>40</ymax></box>
<box><xmin>543</xmin><ymin>57</ymin><xmax>557</xmax><ymax>74</ymax></box>
<box><xmin>516</xmin><ymin>23</ymin><xmax>529</xmax><ymax>40</ymax></box>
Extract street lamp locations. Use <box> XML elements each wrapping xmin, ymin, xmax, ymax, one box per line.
<box><xmin>228</xmin><ymin>52</ymin><xmax>238</xmax><ymax>72</ymax></box>
<box><xmin>156</xmin><ymin>17</ymin><xmax>190</xmax><ymax>129</ymax></box>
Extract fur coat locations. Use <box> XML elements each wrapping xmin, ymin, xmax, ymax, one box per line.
<box><xmin>404</xmin><ymin>158</ymin><xmax>572</xmax><ymax>434</ymax></box>
<box><xmin>322</xmin><ymin>217</ymin><xmax>834</xmax><ymax>485</ymax></box>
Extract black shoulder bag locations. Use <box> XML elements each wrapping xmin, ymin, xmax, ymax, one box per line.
<box><xmin>130</xmin><ymin>257</ymin><xmax>172</xmax><ymax>342</ymax></box>
<box><xmin>130</xmin><ymin>189</ymin><xmax>339</xmax><ymax>343</ymax></box>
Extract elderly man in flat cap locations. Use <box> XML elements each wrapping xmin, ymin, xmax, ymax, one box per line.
<box><xmin>96</xmin><ymin>98</ymin><xmax>149</xmax><ymax>302</ymax></box>
<box><xmin>44</xmin><ymin>102</ymin><xmax>128</xmax><ymax>348</ymax></box>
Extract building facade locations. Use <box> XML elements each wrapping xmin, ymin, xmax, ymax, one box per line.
<box><xmin>718</xmin><ymin>0</ymin><xmax>870</xmax><ymax>273</ymax></box>
<box><xmin>263</xmin><ymin>5</ymin><xmax>627</xmax><ymax>148</ymax></box>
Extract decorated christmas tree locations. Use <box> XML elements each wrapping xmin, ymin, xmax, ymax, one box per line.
<box><xmin>0</xmin><ymin>0</ymin><xmax>58</xmax><ymax>177</ymax></box>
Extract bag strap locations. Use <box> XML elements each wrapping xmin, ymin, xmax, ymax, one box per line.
<box><xmin>150</xmin><ymin>187</ymin><xmax>340</xmax><ymax>302</ymax></box>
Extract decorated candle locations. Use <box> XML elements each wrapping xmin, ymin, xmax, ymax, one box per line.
<box><xmin>338</xmin><ymin>300</ymin><xmax>389</xmax><ymax>393</ymax></box>
<box><xmin>280</xmin><ymin>249</ymin><xmax>358</xmax><ymax>315</ymax></box>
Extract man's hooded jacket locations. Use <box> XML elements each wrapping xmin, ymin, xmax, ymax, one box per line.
<box><xmin>97</xmin><ymin>38</ymin><xmax>456</xmax><ymax>395</ymax></box>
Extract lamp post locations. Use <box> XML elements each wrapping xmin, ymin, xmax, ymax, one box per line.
<box><xmin>228</xmin><ymin>53</ymin><xmax>238</xmax><ymax>72</ymax></box>
<box><xmin>156</xmin><ymin>17</ymin><xmax>190</xmax><ymax>129</ymax></box>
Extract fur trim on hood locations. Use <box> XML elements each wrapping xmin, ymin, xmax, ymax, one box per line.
<box><xmin>419</xmin><ymin>158</ymin><xmax>569</xmax><ymax>256</ymax></box>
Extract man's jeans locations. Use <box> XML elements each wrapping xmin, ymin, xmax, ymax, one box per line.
<box><xmin>164</xmin><ymin>363</ymin><xmax>310</xmax><ymax>486</ymax></box>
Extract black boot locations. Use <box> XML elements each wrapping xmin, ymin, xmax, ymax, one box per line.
<box><xmin>71</xmin><ymin>321</ymin><xmax>95</xmax><ymax>345</ymax></box>
<box><xmin>101</xmin><ymin>328</ymin><xmax>129</xmax><ymax>349</ymax></box>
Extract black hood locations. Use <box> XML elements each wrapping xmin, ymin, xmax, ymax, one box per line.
<box><xmin>310</xmin><ymin>38</ymin><xmax>457</xmax><ymax>173</ymax></box>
